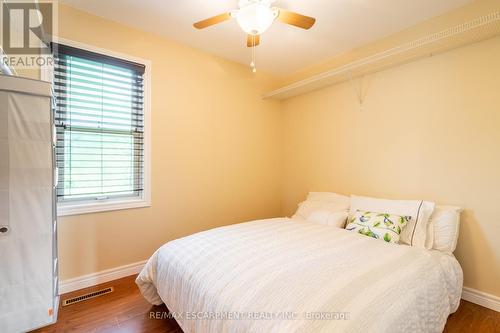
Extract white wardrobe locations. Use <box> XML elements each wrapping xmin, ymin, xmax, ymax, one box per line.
<box><xmin>0</xmin><ymin>75</ymin><xmax>59</xmax><ymax>332</ymax></box>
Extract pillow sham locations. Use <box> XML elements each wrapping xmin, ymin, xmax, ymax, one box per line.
<box><xmin>350</xmin><ymin>195</ymin><xmax>435</xmax><ymax>249</ymax></box>
<box><xmin>429</xmin><ymin>205</ymin><xmax>462</xmax><ymax>253</ymax></box>
<box><xmin>346</xmin><ymin>210</ymin><xmax>411</xmax><ymax>244</ymax></box>
<box><xmin>307</xmin><ymin>210</ymin><xmax>349</xmax><ymax>228</ymax></box>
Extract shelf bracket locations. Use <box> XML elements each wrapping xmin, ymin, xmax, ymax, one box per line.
<box><xmin>348</xmin><ymin>71</ymin><xmax>366</xmax><ymax>111</ymax></box>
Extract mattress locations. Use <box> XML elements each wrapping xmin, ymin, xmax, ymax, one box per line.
<box><xmin>136</xmin><ymin>218</ymin><xmax>462</xmax><ymax>333</ymax></box>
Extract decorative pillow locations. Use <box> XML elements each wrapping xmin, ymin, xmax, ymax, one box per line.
<box><xmin>429</xmin><ymin>205</ymin><xmax>462</xmax><ymax>253</ymax></box>
<box><xmin>350</xmin><ymin>195</ymin><xmax>435</xmax><ymax>249</ymax></box>
<box><xmin>345</xmin><ymin>210</ymin><xmax>411</xmax><ymax>244</ymax></box>
<box><xmin>307</xmin><ymin>210</ymin><xmax>348</xmax><ymax>228</ymax></box>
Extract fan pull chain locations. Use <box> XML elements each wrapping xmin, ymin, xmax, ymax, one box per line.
<box><xmin>250</xmin><ymin>35</ymin><xmax>256</xmax><ymax>73</ymax></box>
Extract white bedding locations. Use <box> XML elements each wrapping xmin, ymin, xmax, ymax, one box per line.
<box><xmin>136</xmin><ymin>218</ymin><xmax>463</xmax><ymax>333</ymax></box>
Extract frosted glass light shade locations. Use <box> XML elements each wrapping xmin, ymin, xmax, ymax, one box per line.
<box><xmin>236</xmin><ymin>3</ymin><xmax>275</xmax><ymax>35</ymax></box>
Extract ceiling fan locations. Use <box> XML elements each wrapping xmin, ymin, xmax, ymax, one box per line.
<box><xmin>193</xmin><ymin>0</ymin><xmax>316</xmax><ymax>49</ymax></box>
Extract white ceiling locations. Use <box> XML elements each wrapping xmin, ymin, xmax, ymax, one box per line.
<box><xmin>60</xmin><ymin>0</ymin><xmax>473</xmax><ymax>75</ymax></box>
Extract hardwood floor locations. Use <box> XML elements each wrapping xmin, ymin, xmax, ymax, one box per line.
<box><xmin>444</xmin><ymin>298</ymin><xmax>500</xmax><ymax>333</ymax></box>
<box><xmin>32</xmin><ymin>275</ymin><xmax>182</xmax><ymax>333</ymax></box>
<box><xmin>32</xmin><ymin>275</ymin><xmax>499</xmax><ymax>333</ymax></box>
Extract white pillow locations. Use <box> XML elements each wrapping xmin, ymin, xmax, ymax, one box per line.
<box><xmin>308</xmin><ymin>210</ymin><xmax>349</xmax><ymax>228</ymax></box>
<box><xmin>429</xmin><ymin>205</ymin><xmax>462</xmax><ymax>253</ymax></box>
<box><xmin>350</xmin><ymin>195</ymin><xmax>435</xmax><ymax>249</ymax></box>
<box><xmin>306</xmin><ymin>192</ymin><xmax>350</xmax><ymax>206</ymax></box>
<box><xmin>292</xmin><ymin>192</ymin><xmax>350</xmax><ymax>221</ymax></box>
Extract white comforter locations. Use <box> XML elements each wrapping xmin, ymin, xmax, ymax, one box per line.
<box><xmin>136</xmin><ymin>218</ymin><xmax>462</xmax><ymax>333</ymax></box>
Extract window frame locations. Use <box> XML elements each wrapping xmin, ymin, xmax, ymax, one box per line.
<box><xmin>43</xmin><ymin>38</ymin><xmax>151</xmax><ymax>216</ymax></box>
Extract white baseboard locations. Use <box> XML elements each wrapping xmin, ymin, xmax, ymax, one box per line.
<box><xmin>59</xmin><ymin>260</ymin><xmax>147</xmax><ymax>294</ymax></box>
<box><xmin>462</xmin><ymin>286</ymin><xmax>500</xmax><ymax>312</ymax></box>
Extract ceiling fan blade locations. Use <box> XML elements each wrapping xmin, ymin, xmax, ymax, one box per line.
<box><xmin>247</xmin><ymin>34</ymin><xmax>260</xmax><ymax>47</ymax></box>
<box><xmin>276</xmin><ymin>9</ymin><xmax>316</xmax><ymax>29</ymax></box>
<box><xmin>193</xmin><ymin>13</ymin><xmax>232</xmax><ymax>29</ymax></box>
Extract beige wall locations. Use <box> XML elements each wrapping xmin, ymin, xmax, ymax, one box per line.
<box><xmin>55</xmin><ymin>4</ymin><xmax>283</xmax><ymax>280</ymax></box>
<box><xmin>282</xmin><ymin>36</ymin><xmax>500</xmax><ymax>297</ymax></box>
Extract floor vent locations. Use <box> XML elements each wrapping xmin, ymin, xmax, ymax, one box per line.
<box><xmin>62</xmin><ymin>287</ymin><xmax>114</xmax><ymax>306</ymax></box>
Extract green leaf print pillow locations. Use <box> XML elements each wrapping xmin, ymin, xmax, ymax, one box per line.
<box><xmin>345</xmin><ymin>211</ymin><xmax>411</xmax><ymax>243</ymax></box>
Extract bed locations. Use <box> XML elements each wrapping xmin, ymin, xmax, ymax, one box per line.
<box><xmin>136</xmin><ymin>217</ymin><xmax>462</xmax><ymax>333</ymax></box>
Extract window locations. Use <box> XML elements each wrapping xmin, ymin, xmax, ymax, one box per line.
<box><xmin>52</xmin><ymin>43</ymin><xmax>150</xmax><ymax>216</ymax></box>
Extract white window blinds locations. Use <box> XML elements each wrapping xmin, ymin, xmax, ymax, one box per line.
<box><xmin>52</xmin><ymin>44</ymin><xmax>145</xmax><ymax>203</ymax></box>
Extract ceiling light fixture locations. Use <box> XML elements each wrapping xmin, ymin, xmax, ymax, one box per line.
<box><xmin>234</xmin><ymin>0</ymin><xmax>277</xmax><ymax>36</ymax></box>
<box><xmin>193</xmin><ymin>0</ymin><xmax>316</xmax><ymax>73</ymax></box>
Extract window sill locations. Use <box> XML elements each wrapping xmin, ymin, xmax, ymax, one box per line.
<box><xmin>57</xmin><ymin>197</ymin><xmax>151</xmax><ymax>217</ymax></box>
